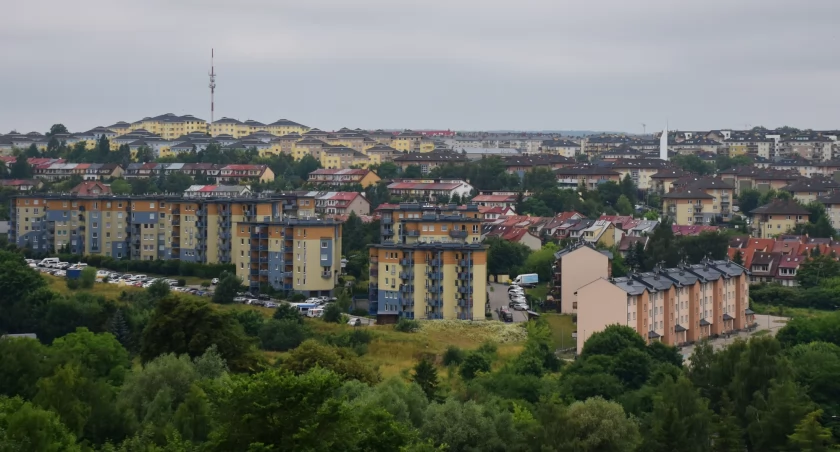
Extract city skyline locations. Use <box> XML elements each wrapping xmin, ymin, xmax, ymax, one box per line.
<box><xmin>4</xmin><ymin>0</ymin><xmax>839</xmax><ymax>134</ymax></box>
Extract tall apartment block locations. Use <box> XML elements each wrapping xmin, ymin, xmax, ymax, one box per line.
<box><xmin>575</xmin><ymin>259</ymin><xmax>752</xmax><ymax>354</ymax></box>
<box><xmin>369</xmin><ymin>203</ymin><xmax>487</xmax><ymax>322</ymax></box>
<box><xmin>232</xmin><ymin>219</ymin><xmax>342</xmax><ymax>297</ymax></box>
<box><xmin>10</xmin><ymin>194</ymin><xmax>301</xmax><ymax>263</ymax></box>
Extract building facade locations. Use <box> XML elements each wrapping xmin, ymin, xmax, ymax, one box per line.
<box><xmin>369</xmin><ymin>203</ymin><xmax>487</xmax><ymax>322</ymax></box>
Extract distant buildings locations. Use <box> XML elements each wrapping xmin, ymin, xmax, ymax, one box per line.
<box><xmin>386</xmin><ymin>179</ymin><xmax>474</xmax><ymax>203</ymax></box>
<box><xmin>307</xmin><ymin>169</ymin><xmax>380</xmax><ymax>188</ymax></box>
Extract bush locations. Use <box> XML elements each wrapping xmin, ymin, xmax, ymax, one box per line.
<box><xmin>475</xmin><ymin>341</ymin><xmax>498</xmax><ymax>359</ymax></box>
<box><xmin>351</xmin><ymin>308</ymin><xmax>368</xmax><ymax>317</ymax></box>
<box><xmin>79</xmin><ymin>267</ymin><xmax>97</xmax><ymax>289</ymax></box>
<box><xmin>323</xmin><ymin>329</ymin><xmax>374</xmax><ymax>356</ymax></box>
<box><xmin>200</xmin><ymin>281</ymin><xmax>211</xmax><ymax>288</ymax></box>
<box><xmin>459</xmin><ymin>352</ymin><xmax>492</xmax><ymax>380</ymax></box>
<box><xmin>323</xmin><ymin>303</ymin><xmax>344</xmax><ymax>323</ymax></box>
<box><xmin>66</xmin><ymin>278</ymin><xmax>80</xmax><ymax>290</ymax></box>
<box><xmin>442</xmin><ymin>345</ymin><xmax>465</xmax><ymax>366</ymax></box>
<box><xmin>259</xmin><ymin>319</ymin><xmax>309</xmax><ymax>351</ymax></box>
<box><xmin>177</xmin><ymin>278</ymin><xmax>186</xmax><ymax>287</ymax></box>
<box><xmin>273</xmin><ymin>303</ymin><xmax>304</xmax><ymax>324</ymax></box>
<box><xmin>290</xmin><ymin>293</ymin><xmax>306</xmax><ymax>302</ymax></box>
<box><xmin>394</xmin><ymin>318</ymin><xmax>420</xmax><ymax>333</ymax></box>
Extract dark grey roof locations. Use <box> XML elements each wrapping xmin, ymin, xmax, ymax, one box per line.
<box><xmin>553</xmin><ymin>241</ymin><xmax>613</xmax><ymax>260</ymax></box>
<box><xmin>648</xmin><ymin>331</ymin><xmax>662</xmax><ymax>339</ymax></box>
<box><xmin>699</xmin><ymin>319</ymin><xmax>711</xmax><ymax>327</ymax></box>
<box><xmin>661</xmin><ymin>189</ymin><xmax>714</xmax><ymax>200</ymax></box>
<box><xmin>750</xmin><ymin>200</ymin><xmax>809</xmax><ymax>216</ymax></box>
<box><xmin>723</xmin><ymin>313</ymin><xmax>734</xmax><ymax>321</ymax></box>
<box><xmin>674</xmin><ymin>324</ymin><xmax>687</xmax><ymax>333</ymax></box>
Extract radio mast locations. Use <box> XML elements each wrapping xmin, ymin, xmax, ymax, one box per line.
<box><xmin>208</xmin><ymin>49</ymin><xmax>216</xmax><ymax>133</ymax></box>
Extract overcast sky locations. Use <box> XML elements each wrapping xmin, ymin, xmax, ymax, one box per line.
<box><xmin>3</xmin><ymin>0</ymin><xmax>839</xmax><ymax>134</ymax></box>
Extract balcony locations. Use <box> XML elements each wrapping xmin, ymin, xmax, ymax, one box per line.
<box><xmin>449</xmin><ymin>230</ymin><xmax>468</xmax><ymax>239</ymax></box>
<box><xmin>282</xmin><ymin>271</ymin><xmax>293</xmax><ymax>278</ymax></box>
<box><xmin>458</xmin><ymin>272</ymin><xmax>473</xmax><ymax>281</ymax></box>
<box><xmin>427</xmin><ymin>271</ymin><xmax>442</xmax><ymax>280</ymax></box>
<box><xmin>426</xmin><ymin>298</ymin><xmax>443</xmax><ymax>308</ymax></box>
<box><xmin>172</xmin><ymin>208</ymin><xmax>180</xmax><ymax>215</ymax></box>
<box><xmin>428</xmin><ymin>258</ymin><xmax>441</xmax><ymax>266</ymax></box>
<box><xmin>321</xmin><ymin>271</ymin><xmax>331</xmax><ymax>279</ymax></box>
<box><xmin>426</xmin><ymin>312</ymin><xmax>443</xmax><ymax>320</ymax></box>
<box><xmin>382</xmin><ymin>216</ymin><xmax>392</xmax><ymax>224</ymax></box>
<box><xmin>284</xmin><ymin>245</ymin><xmax>293</xmax><ymax>253</ymax></box>
<box><xmin>196</xmin><ymin>209</ymin><xmax>205</xmax><ymax>215</ymax></box>
<box><xmin>427</xmin><ymin>285</ymin><xmax>443</xmax><ymax>294</ymax></box>
<box><xmin>458</xmin><ymin>298</ymin><xmax>474</xmax><ymax>308</ymax></box>
<box><xmin>400</xmin><ymin>284</ymin><xmax>415</xmax><ymax>293</ymax></box>
<box><xmin>399</xmin><ymin>271</ymin><xmax>413</xmax><ymax>280</ymax></box>
<box><xmin>400</xmin><ymin>258</ymin><xmax>413</xmax><ymax>266</ymax></box>
<box><xmin>398</xmin><ymin>294</ymin><xmax>415</xmax><ymax>306</ymax></box>
<box><xmin>221</xmin><ymin>232</ymin><xmax>231</xmax><ymax>239</ymax></box>
<box><xmin>196</xmin><ymin>221</ymin><xmax>204</xmax><ymax>228</ymax></box>
<box><xmin>458</xmin><ymin>286</ymin><xmax>474</xmax><ymax>294</ymax></box>
<box><xmin>171</xmin><ymin>220</ymin><xmax>180</xmax><ymax>226</ymax></box>
<box><xmin>406</xmin><ymin>230</ymin><xmax>420</xmax><ymax>237</ymax></box>
<box><xmin>459</xmin><ymin>259</ymin><xmax>473</xmax><ymax>267</ymax></box>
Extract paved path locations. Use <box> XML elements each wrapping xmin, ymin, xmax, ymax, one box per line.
<box><xmin>680</xmin><ymin>314</ymin><xmax>789</xmax><ymax>361</ymax></box>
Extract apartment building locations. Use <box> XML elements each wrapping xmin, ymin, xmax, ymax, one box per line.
<box><xmin>232</xmin><ymin>218</ymin><xmax>342</xmax><ymax>297</ymax></box>
<box><xmin>576</xmin><ymin>259</ymin><xmax>751</xmax><ymax>354</ymax></box>
<box><xmin>662</xmin><ymin>189</ymin><xmax>715</xmax><ymax>225</ymax></box>
<box><xmin>554</xmin><ymin>166</ymin><xmax>621</xmax><ymax>189</ymax></box>
<box><xmin>539</xmin><ymin>139</ymin><xmax>580</xmax><ymax>158</ymax></box>
<box><xmin>307</xmin><ymin>169</ymin><xmax>381</xmax><ymax>188</ymax></box>
<box><xmin>503</xmin><ymin>154</ymin><xmax>575</xmax><ymax>178</ymax></box>
<box><xmin>552</xmin><ymin>242</ymin><xmax>613</xmax><ymax>314</ymax></box>
<box><xmin>749</xmin><ymin>200</ymin><xmax>809</xmax><ymax>238</ymax></box>
<box><xmin>780</xmin><ymin>179</ymin><xmax>839</xmax><ymax>204</ymax></box>
<box><xmin>386</xmin><ymin>179</ymin><xmax>475</xmax><ymax>202</ymax></box>
<box><xmin>321</xmin><ymin>146</ymin><xmax>370</xmax><ymax>169</ymax></box>
<box><xmin>127</xmin><ymin>113</ymin><xmax>207</xmax><ymax>140</ymax></box>
<box><xmin>393</xmin><ymin>150</ymin><xmax>468</xmax><ymax>174</ymax></box>
<box><xmin>10</xmin><ymin>193</ymin><xmax>309</xmax><ymax>263</ymax></box>
<box><xmin>369</xmin><ymin>203</ymin><xmax>486</xmax><ymax>323</ymax></box>
<box><xmin>670</xmin><ymin>177</ymin><xmax>735</xmax><ymax>221</ymax></box>
<box><xmin>818</xmin><ymin>192</ymin><xmax>840</xmax><ymax>231</ymax></box>
<box><xmin>294</xmin><ymin>191</ymin><xmax>371</xmax><ymax>217</ymax></box>
<box><xmin>607</xmin><ymin>159</ymin><xmax>669</xmax><ymax>191</ymax></box>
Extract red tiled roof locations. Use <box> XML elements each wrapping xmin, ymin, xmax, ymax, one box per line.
<box><xmin>472</xmin><ymin>194</ymin><xmax>516</xmax><ymax>202</ymax></box>
<box><xmin>325</xmin><ymin>192</ymin><xmax>359</xmax><ymax>202</ymax></box>
<box><xmin>671</xmin><ymin>225</ymin><xmax>720</xmax><ymax>236</ymax></box>
<box><xmin>387</xmin><ymin>182</ymin><xmax>461</xmax><ymax>190</ymax></box>
<box><xmin>778</xmin><ymin>256</ymin><xmax>804</xmax><ymax>269</ymax></box>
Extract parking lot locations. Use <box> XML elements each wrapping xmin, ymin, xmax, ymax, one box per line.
<box><xmin>487</xmin><ymin>282</ymin><xmax>530</xmax><ymax>322</ymax></box>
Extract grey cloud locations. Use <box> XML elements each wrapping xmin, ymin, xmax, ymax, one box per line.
<box><xmin>2</xmin><ymin>0</ymin><xmax>839</xmax><ymax>133</ymax></box>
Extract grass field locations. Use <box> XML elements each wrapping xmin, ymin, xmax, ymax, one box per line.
<box><xmin>751</xmin><ymin>302</ymin><xmax>837</xmax><ymax>319</ymax></box>
<box><xmin>41</xmin><ymin>273</ymin><xmax>529</xmax><ymax>379</ymax></box>
<box><xmin>543</xmin><ymin>314</ymin><xmax>575</xmax><ymax>350</ymax></box>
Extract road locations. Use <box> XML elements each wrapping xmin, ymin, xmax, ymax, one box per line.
<box><xmin>487</xmin><ymin>283</ymin><xmax>529</xmax><ymax>322</ymax></box>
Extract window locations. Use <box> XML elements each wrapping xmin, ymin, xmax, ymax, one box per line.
<box><xmin>321</xmin><ymin>241</ymin><xmax>328</xmax><ymax>248</ymax></box>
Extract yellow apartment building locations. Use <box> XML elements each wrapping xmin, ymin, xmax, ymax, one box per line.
<box><xmin>369</xmin><ymin>203</ymin><xmax>487</xmax><ymax>322</ymax></box>
<box><xmin>130</xmin><ymin>114</ymin><xmax>207</xmax><ymax>140</ymax></box>
<box><xmin>390</xmin><ymin>131</ymin><xmax>423</xmax><ymax>152</ymax></box>
<box><xmin>231</xmin><ymin>219</ymin><xmax>342</xmax><ymax>296</ymax></box>
<box><xmin>321</xmin><ymin>146</ymin><xmax>372</xmax><ymax>169</ymax></box>
<box><xmin>818</xmin><ymin>192</ymin><xmax>840</xmax><ymax>232</ymax></box>
<box><xmin>749</xmin><ymin>200</ymin><xmax>810</xmax><ymax>238</ymax></box>
<box><xmin>662</xmin><ymin>189</ymin><xmax>715</xmax><ymax>225</ymax></box>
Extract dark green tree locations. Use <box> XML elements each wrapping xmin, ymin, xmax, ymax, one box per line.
<box><xmin>641</xmin><ymin>375</ymin><xmax>714</xmax><ymax>452</ymax></box>
<box><xmin>259</xmin><ymin>319</ymin><xmax>309</xmax><ymax>351</ymax></box>
<box><xmin>796</xmin><ymin>254</ymin><xmax>840</xmax><ymax>288</ymax></box>
<box><xmin>403</xmin><ymin>165</ymin><xmax>422</xmax><ymax>178</ymax></box>
<box><xmin>411</xmin><ymin>358</ymin><xmax>439</xmax><ymax>401</ymax></box>
<box><xmin>459</xmin><ymin>352</ymin><xmax>491</xmax><ymax>380</ymax></box>
<box><xmin>47</xmin><ymin>123</ymin><xmax>69</xmax><ymax>136</ymax></box>
<box><xmin>9</xmin><ymin>153</ymin><xmax>33</xmax><ymax>179</ymax></box>
<box><xmin>212</xmin><ymin>272</ymin><xmax>241</xmax><ymax>305</ymax></box>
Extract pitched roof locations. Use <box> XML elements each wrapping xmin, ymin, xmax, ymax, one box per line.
<box><xmin>750</xmin><ymin>200</ymin><xmax>809</xmax><ymax>215</ymax></box>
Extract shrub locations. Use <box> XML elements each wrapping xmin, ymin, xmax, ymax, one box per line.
<box><xmin>290</xmin><ymin>293</ymin><xmax>306</xmax><ymax>302</ymax></box>
<box><xmin>351</xmin><ymin>308</ymin><xmax>368</xmax><ymax>317</ymax></box>
<box><xmin>323</xmin><ymin>303</ymin><xmax>344</xmax><ymax>323</ymax></box>
<box><xmin>273</xmin><ymin>303</ymin><xmax>304</xmax><ymax>324</ymax></box>
<box><xmin>394</xmin><ymin>318</ymin><xmax>421</xmax><ymax>333</ymax></box>
<box><xmin>442</xmin><ymin>345</ymin><xmax>465</xmax><ymax>366</ymax></box>
<box><xmin>323</xmin><ymin>329</ymin><xmax>374</xmax><ymax>356</ymax></box>
<box><xmin>259</xmin><ymin>319</ymin><xmax>309</xmax><ymax>351</ymax></box>
<box><xmin>459</xmin><ymin>352</ymin><xmax>491</xmax><ymax>380</ymax></box>
<box><xmin>66</xmin><ymin>278</ymin><xmax>80</xmax><ymax>290</ymax></box>
<box><xmin>200</xmin><ymin>281</ymin><xmax>211</xmax><ymax>288</ymax></box>
<box><xmin>79</xmin><ymin>267</ymin><xmax>97</xmax><ymax>289</ymax></box>
<box><xmin>177</xmin><ymin>278</ymin><xmax>186</xmax><ymax>287</ymax></box>
<box><xmin>475</xmin><ymin>341</ymin><xmax>498</xmax><ymax>359</ymax></box>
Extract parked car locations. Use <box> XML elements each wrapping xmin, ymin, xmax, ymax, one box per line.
<box><xmin>211</xmin><ymin>278</ymin><xmax>219</xmax><ymax>285</ymax></box>
<box><xmin>513</xmin><ymin>303</ymin><xmax>529</xmax><ymax>311</ymax></box>
<box><xmin>233</xmin><ymin>296</ymin><xmax>247</xmax><ymax>303</ymax></box>
<box><xmin>347</xmin><ymin>318</ymin><xmax>362</xmax><ymax>327</ymax></box>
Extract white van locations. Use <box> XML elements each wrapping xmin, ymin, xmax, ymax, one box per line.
<box><xmin>307</xmin><ymin>308</ymin><xmax>325</xmax><ymax>318</ymax></box>
<box><xmin>39</xmin><ymin>258</ymin><xmax>60</xmax><ymax>267</ymax></box>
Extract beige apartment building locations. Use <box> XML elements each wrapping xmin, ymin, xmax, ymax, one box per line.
<box><xmin>749</xmin><ymin>200</ymin><xmax>810</xmax><ymax>238</ymax></box>
<box><xmin>576</xmin><ymin>260</ymin><xmax>751</xmax><ymax>354</ymax></box>
<box><xmin>662</xmin><ymin>189</ymin><xmax>715</xmax><ymax>225</ymax></box>
<box><xmin>552</xmin><ymin>242</ymin><xmax>613</xmax><ymax>314</ymax></box>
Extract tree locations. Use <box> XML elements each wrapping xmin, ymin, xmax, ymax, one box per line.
<box><xmin>147</xmin><ymin>279</ymin><xmax>171</xmax><ymax>299</ymax></box>
<box><xmin>459</xmin><ymin>352</ymin><xmax>491</xmax><ymax>380</ymax></box>
<box><xmin>233</xmin><ymin>309</ymin><xmax>266</xmax><ymax>337</ymax></box>
<box><xmin>620</xmin><ymin>173</ymin><xmax>638</xmax><ymax>204</ymax></box>
<box><xmin>134</xmin><ymin>145</ymin><xmax>154</xmax><ymax>163</ymax></box>
<box><xmin>712</xmin><ymin>393</ymin><xmax>745</xmax><ymax>452</ymax></box>
<box><xmin>671</xmin><ymin>154</ymin><xmax>714</xmax><ymax>175</ymax></box>
<box><xmin>9</xmin><ymin>153</ymin><xmax>33</xmax><ymax>179</ymax></box>
<box><xmin>403</xmin><ymin>165</ymin><xmax>422</xmax><ymax>178</ymax></box>
<box><xmin>733</xmin><ymin>250</ymin><xmax>744</xmax><ymax>266</ymax></box>
<box><xmin>322</xmin><ymin>302</ymin><xmax>344</xmax><ymax>323</ymax></box>
<box><xmin>207</xmin><ymin>368</ymin><xmax>359</xmax><ymax>451</ymax></box>
<box><xmin>582</xmin><ymin>324</ymin><xmax>647</xmax><ymax>358</ymax></box>
<box><xmin>50</xmin><ymin>327</ymin><xmax>130</xmax><ymax>384</ymax></box>
<box><xmin>212</xmin><ymin>272</ymin><xmax>241</xmax><ymax>305</ymax></box>
<box><xmin>796</xmin><ymin>254</ymin><xmax>840</xmax><ymax>288</ymax></box>
<box><xmin>0</xmin><ymin>396</ymin><xmax>81</xmax><ymax>451</ymax></box>
<box><xmin>376</xmin><ymin>161</ymin><xmax>399</xmax><ymax>179</ymax></box>
<box><xmin>420</xmin><ymin>399</ymin><xmax>517</xmax><ymax>452</ymax></box>
<box><xmin>746</xmin><ymin>379</ymin><xmax>814</xmax><ymax>451</ymax></box>
<box><xmin>24</xmin><ymin>143</ymin><xmax>40</xmax><ymax>157</ymax></box>
<box><xmin>788</xmin><ymin>409</ymin><xmax>834</xmax><ymax>452</ymax></box>
<box><xmin>295</xmin><ymin>154</ymin><xmax>321</xmax><ymax>179</ymax></box>
<box><xmin>523</xmin><ymin>167</ymin><xmax>557</xmax><ymax>192</ymax></box>
<box><xmin>280</xmin><ymin>340</ymin><xmax>380</xmax><ymax>385</ymax></box>
<box><xmin>47</xmin><ymin>123</ymin><xmax>69</xmax><ymax>137</ymax></box>
<box><xmin>412</xmin><ymin>359</ymin><xmax>439</xmax><ymax>401</ymax></box>
<box><xmin>641</xmin><ymin>375</ymin><xmax>714</xmax><ymax>452</ymax></box>
<box><xmin>486</xmin><ymin>237</ymin><xmax>531</xmax><ymax>276</ymax></box>
<box><xmin>552</xmin><ymin>397</ymin><xmax>641</xmax><ymax>452</ymax></box>
<box><xmin>79</xmin><ymin>267</ymin><xmax>97</xmax><ymax>289</ymax></box>
<box><xmin>615</xmin><ymin>194</ymin><xmax>634</xmax><ymax>215</ymax></box>
<box><xmin>140</xmin><ymin>295</ymin><xmax>261</xmax><ymax>373</ymax></box>
<box><xmin>258</xmin><ymin>319</ymin><xmax>308</xmax><ymax>351</ymax></box>
<box><xmin>110</xmin><ymin>178</ymin><xmax>132</xmax><ymax>195</ymax></box>
<box><xmin>272</xmin><ymin>303</ymin><xmax>304</xmax><ymax>324</ymax></box>
<box><xmin>520</xmin><ymin>242</ymin><xmax>558</xmax><ymax>283</ymax></box>
<box><xmin>645</xmin><ymin>217</ymin><xmax>680</xmax><ymax>270</ymax></box>
<box><xmin>737</xmin><ymin>189</ymin><xmax>761</xmax><ymax>215</ymax></box>
<box><xmin>0</xmin><ymin>257</ymin><xmax>46</xmax><ymax>333</ymax></box>
<box><xmin>0</xmin><ymin>337</ymin><xmax>52</xmax><ymax>399</ymax></box>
